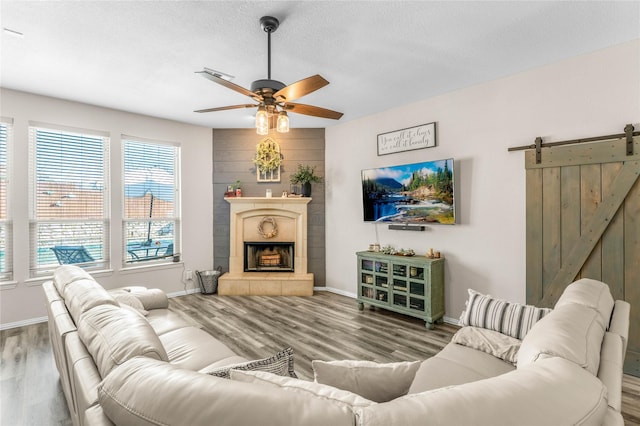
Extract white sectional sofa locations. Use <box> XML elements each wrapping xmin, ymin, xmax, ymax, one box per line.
<box><xmin>44</xmin><ymin>265</ymin><xmax>629</xmax><ymax>426</ymax></box>
<box><xmin>44</xmin><ymin>265</ymin><xmax>250</xmax><ymax>426</ymax></box>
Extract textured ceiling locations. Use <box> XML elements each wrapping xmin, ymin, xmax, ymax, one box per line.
<box><xmin>1</xmin><ymin>1</ymin><xmax>639</xmax><ymax>129</ymax></box>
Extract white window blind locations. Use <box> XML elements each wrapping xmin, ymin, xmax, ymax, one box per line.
<box><xmin>0</xmin><ymin>119</ymin><xmax>13</xmax><ymax>281</ymax></box>
<box><xmin>29</xmin><ymin>125</ymin><xmax>110</xmax><ymax>276</ymax></box>
<box><xmin>123</xmin><ymin>138</ymin><xmax>179</xmax><ymax>265</ymax></box>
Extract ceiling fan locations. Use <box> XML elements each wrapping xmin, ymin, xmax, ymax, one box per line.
<box><xmin>194</xmin><ymin>16</ymin><xmax>343</xmax><ymax>134</ymax></box>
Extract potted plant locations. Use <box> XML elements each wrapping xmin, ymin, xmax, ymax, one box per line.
<box><xmin>290</xmin><ymin>164</ymin><xmax>322</xmax><ymax>197</ymax></box>
<box><xmin>225</xmin><ymin>180</ymin><xmax>242</xmax><ymax>197</ymax></box>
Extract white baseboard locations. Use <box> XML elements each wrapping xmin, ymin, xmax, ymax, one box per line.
<box><xmin>167</xmin><ymin>287</ymin><xmax>200</xmax><ymax>298</ymax></box>
<box><xmin>314</xmin><ymin>286</ymin><xmax>357</xmax><ymax>299</ymax></box>
<box><xmin>1</xmin><ymin>316</ymin><xmax>48</xmax><ymax>331</ymax></box>
<box><xmin>442</xmin><ymin>316</ymin><xmax>460</xmax><ymax>326</ymax></box>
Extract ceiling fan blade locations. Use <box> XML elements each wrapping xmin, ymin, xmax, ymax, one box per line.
<box><xmin>196</xmin><ymin>70</ymin><xmax>261</xmax><ymax>101</ymax></box>
<box><xmin>194</xmin><ymin>104</ymin><xmax>257</xmax><ymax>113</ymax></box>
<box><xmin>284</xmin><ymin>102</ymin><xmax>343</xmax><ymax>120</ymax></box>
<box><xmin>274</xmin><ymin>75</ymin><xmax>329</xmax><ymax>102</ymax></box>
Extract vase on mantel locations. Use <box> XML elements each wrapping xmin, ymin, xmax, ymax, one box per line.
<box><xmin>301</xmin><ymin>182</ymin><xmax>312</xmax><ymax>197</ymax></box>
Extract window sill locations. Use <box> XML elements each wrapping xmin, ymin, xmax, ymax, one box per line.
<box><xmin>0</xmin><ymin>281</ymin><xmax>18</xmax><ymax>290</ymax></box>
<box><xmin>119</xmin><ymin>261</ymin><xmax>183</xmax><ymax>274</ymax></box>
<box><xmin>21</xmin><ymin>262</ymin><xmax>182</xmax><ymax>285</ymax></box>
<box><xmin>24</xmin><ymin>268</ymin><xmax>115</xmax><ymax>286</ymax></box>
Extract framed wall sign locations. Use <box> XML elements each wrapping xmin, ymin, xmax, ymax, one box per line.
<box><xmin>377</xmin><ymin>122</ymin><xmax>437</xmax><ymax>156</ymax></box>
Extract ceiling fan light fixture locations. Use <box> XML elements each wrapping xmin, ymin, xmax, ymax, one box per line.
<box><xmin>196</xmin><ymin>15</ymin><xmax>342</xmax><ymax>128</ymax></box>
<box><xmin>276</xmin><ymin>111</ymin><xmax>289</xmax><ymax>133</ymax></box>
<box><xmin>256</xmin><ymin>123</ymin><xmax>269</xmax><ymax>135</ymax></box>
<box><xmin>256</xmin><ymin>105</ymin><xmax>269</xmax><ymax>134</ymax></box>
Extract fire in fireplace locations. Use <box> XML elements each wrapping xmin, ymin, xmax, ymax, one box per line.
<box><xmin>244</xmin><ymin>242</ymin><xmax>294</xmax><ymax>272</ymax></box>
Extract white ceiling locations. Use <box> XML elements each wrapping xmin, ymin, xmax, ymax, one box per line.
<box><xmin>1</xmin><ymin>1</ymin><xmax>639</xmax><ymax>129</ymax></box>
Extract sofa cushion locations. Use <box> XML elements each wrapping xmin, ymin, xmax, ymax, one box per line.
<box><xmin>451</xmin><ymin>326</ymin><xmax>521</xmax><ymax>365</ymax></box>
<box><xmin>83</xmin><ymin>405</ymin><xmax>113</xmax><ymax>426</ymax></box>
<box><xmin>53</xmin><ymin>264</ymin><xmax>93</xmax><ymax>294</ymax></box>
<box><xmin>408</xmin><ymin>342</ymin><xmax>514</xmax><ymax>394</ymax></box>
<box><xmin>204</xmin><ymin>347</ymin><xmax>297</xmax><ymax>379</ymax></box>
<box><xmin>129</xmin><ymin>288</ymin><xmax>169</xmax><ymax>310</ymax></box>
<box><xmin>64</xmin><ymin>332</ymin><xmax>104</xmax><ymax>421</ymax></box>
<box><xmin>459</xmin><ymin>289</ymin><xmax>551</xmax><ymax>339</ymax></box>
<box><xmin>358</xmin><ymin>357</ymin><xmax>607</xmax><ymax>426</ymax></box>
<box><xmin>598</xmin><ymin>332</ymin><xmax>624</xmax><ymax>411</ymax></box>
<box><xmin>99</xmin><ymin>357</ymin><xmax>359</xmax><ymax>426</ymax></box>
<box><xmin>312</xmin><ymin>360</ymin><xmax>420</xmax><ymax>403</ymax></box>
<box><xmin>198</xmin><ymin>355</ymin><xmax>251</xmax><ymax>373</ymax></box>
<box><xmin>609</xmin><ymin>300</ymin><xmax>631</xmax><ymax>354</ymax></box>
<box><xmin>231</xmin><ymin>370</ymin><xmax>375</xmax><ymax>409</ymax></box>
<box><xmin>159</xmin><ymin>326</ymin><xmax>238</xmax><ymax>371</ymax></box>
<box><xmin>555</xmin><ymin>278</ymin><xmax>614</xmax><ymax>325</ymax></box>
<box><xmin>517</xmin><ymin>302</ymin><xmax>606</xmax><ymax>375</ymax></box>
<box><xmin>144</xmin><ymin>309</ymin><xmax>195</xmax><ymax>335</ymax></box>
<box><xmin>77</xmin><ymin>304</ymin><xmax>169</xmax><ymax>378</ymax></box>
<box><xmin>43</xmin><ymin>280</ymin><xmax>64</xmax><ymax>305</ymax></box>
<box><xmin>64</xmin><ymin>279</ymin><xmax>119</xmax><ymax>322</ymax></box>
<box><xmin>110</xmin><ymin>291</ymin><xmax>149</xmax><ymax>316</ymax></box>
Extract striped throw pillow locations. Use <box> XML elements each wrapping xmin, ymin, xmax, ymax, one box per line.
<box><xmin>459</xmin><ymin>289</ymin><xmax>552</xmax><ymax>340</ymax></box>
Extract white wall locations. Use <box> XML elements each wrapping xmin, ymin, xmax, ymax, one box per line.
<box><xmin>325</xmin><ymin>39</ymin><xmax>640</xmax><ymax>322</ymax></box>
<box><xmin>0</xmin><ymin>89</ymin><xmax>213</xmax><ymax>327</ymax></box>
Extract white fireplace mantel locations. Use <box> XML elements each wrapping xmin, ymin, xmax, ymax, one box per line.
<box><xmin>218</xmin><ymin>197</ymin><xmax>314</xmax><ymax>296</ymax></box>
<box><xmin>224</xmin><ymin>196</ymin><xmax>312</xmax><ymax>206</ymax></box>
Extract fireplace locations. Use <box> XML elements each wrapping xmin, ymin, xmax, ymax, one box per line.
<box><xmin>218</xmin><ymin>197</ymin><xmax>313</xmax><ymax>296</ymax></box>
<box><xmin>244</xmin><ymin>242</ymin><xmax>294</xmax><ymax>272</ymax></box>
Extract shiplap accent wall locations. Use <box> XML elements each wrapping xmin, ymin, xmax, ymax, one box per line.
<box><xmin>212</xmin><ymin>129</ymin><xmax>326</xmax><ymax>286</ymax></box>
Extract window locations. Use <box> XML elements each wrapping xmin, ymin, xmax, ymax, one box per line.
<box><xmin>0</xmin><ymin>119</ymin><xmax>13</xmax><ymax>281</ymax></box>
<box><xmin>123</xmin><ymin>137</ymin><xmax>179</xmax><ymax>265</ymax></box>
<box><xmin>29</xmin><ymin>124</ymin><xmax>110</xmax><ymax>276</ymax></box>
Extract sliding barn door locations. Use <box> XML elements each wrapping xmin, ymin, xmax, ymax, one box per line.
<box><xmin>525</xmin><ymin>135</ymin><xmax>640</xmax><ymax>377</ymax></box>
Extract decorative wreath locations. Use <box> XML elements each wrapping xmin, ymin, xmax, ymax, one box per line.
<box><xmin>258</xmin><ymin>216</ymin><xmax>278</xmax><ymax>239</ymax></box>
<box><xmin>253</xmin><ymin>138</ymin><xmax>282</xmax><ymax>172</ymax></box>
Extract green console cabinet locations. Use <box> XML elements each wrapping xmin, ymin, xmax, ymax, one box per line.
<box><xmin>356</xmin><ymin>251</ymin><xmax>445</xmax><ymax>329</ymax></box>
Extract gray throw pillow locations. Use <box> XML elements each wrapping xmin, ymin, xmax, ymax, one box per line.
<box><xmin>312</xmin><ymin>359</ymin><xmax>421</xmax><ymax>402</ymax></box>
<box><xmin>205</xmin><ymin>347</ymin><xmax>296</xmax><ymax>379</ymax></box>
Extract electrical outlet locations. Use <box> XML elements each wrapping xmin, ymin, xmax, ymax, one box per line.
<box><xmin>184</xmin><ymin>269</ymin><xmax>193</xmax><ymax>281</ymax></box>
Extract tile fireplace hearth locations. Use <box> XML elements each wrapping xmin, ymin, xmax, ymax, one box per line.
<box><xmin>218</xmin><ymin>197</ymin><xmax>314</xmax><ymax>296</ymax></box>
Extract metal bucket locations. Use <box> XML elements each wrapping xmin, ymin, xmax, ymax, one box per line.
<box><xmin>196</xmin><ymin>267</ymin><xmax>223</xmax><ymax>294</ymax></box>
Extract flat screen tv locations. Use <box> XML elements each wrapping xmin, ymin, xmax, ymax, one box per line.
<box><xmin>361</xmin><ymin>158</ymin><xmax>454</xmax><ymax>224</ymax></box>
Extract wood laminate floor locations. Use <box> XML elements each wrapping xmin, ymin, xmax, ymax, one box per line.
<box><xmin>1</xmin><ymin>291</ymin><xmax>639</xmax><ymax>425</ymax></box>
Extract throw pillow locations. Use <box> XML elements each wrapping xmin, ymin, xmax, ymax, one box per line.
<box><xmin>459</xmin><ymin>289</ymin><xmax>551</xmax><ymax>340</ymax></box>
<box><xmin>312</xmin><ymin>360</ymin><xmax>421</xmax><ymax>402</ymax></box>
<box><xmin>451</xmin><ymin>326</ymin><xmax>521</xmax><ymax>365</ymax></box>
<box><xmin>111</xmin><ymin>292</ymin><xmax>149</xmax><ymax>316</ymax></box>
<box><xmin>230</xmin><ymin>370</ymin><xmax>375</xmax><ymax>409</ymax></box>
<box><xmin>205</xmin><ymin>347</ymin><xmax>296</xmax><ymax>379</ymax></box>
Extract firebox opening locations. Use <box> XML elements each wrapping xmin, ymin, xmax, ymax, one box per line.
<box><xmin>244</xmin><ymin>242</ymin><xmax>295</xmax><ymax>272</ymax></box>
